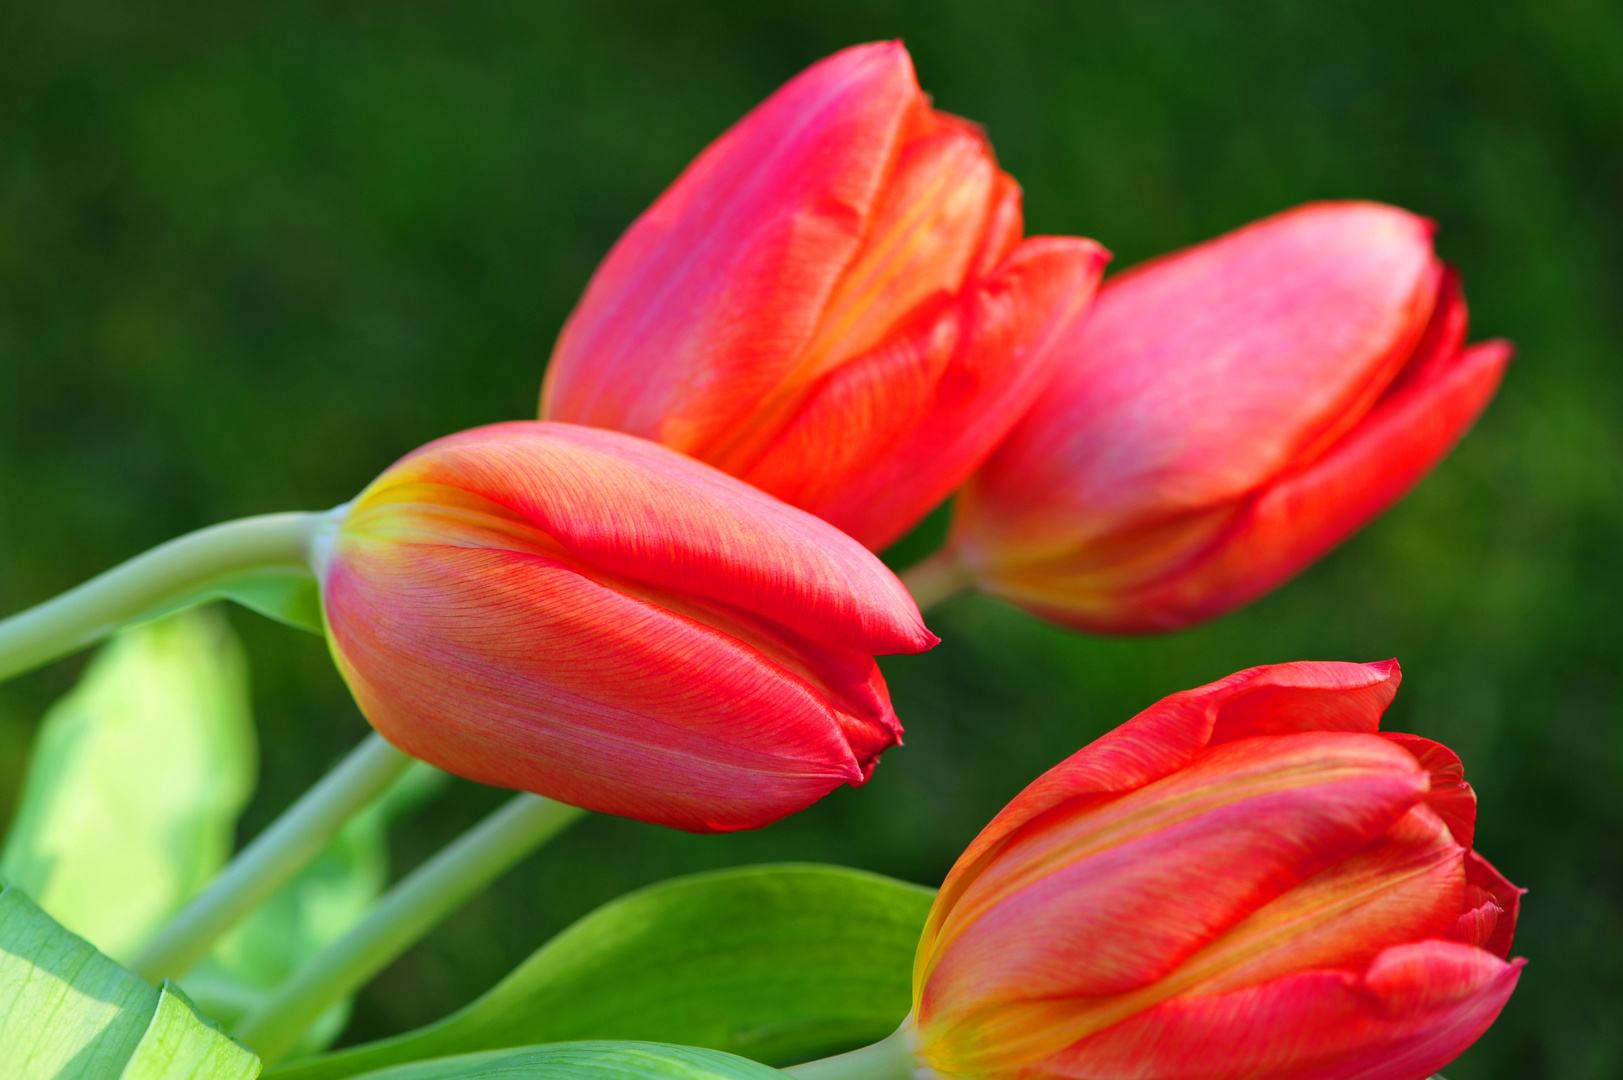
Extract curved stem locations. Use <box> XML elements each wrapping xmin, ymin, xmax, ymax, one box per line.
<box><xmin>784</xmin><ymin>1023</ymin><xmax>917</xmax><ymax>1080</ymax></box>
<box><xmin>0</xmin><ymin>512</ymin><xmax>326</xmax><ymax>682</ymax></box>
<box><xmin>132</xmin><ymin>732</ymin><xmax>414</xmax><ymax>984</ymax></box>
<box><xmin>899</xmin><ymin>547</ymin><xmax>975</xmax><ymax>614</ymax></box>
<box><xmin>234</xmin><ymin>792</ymin><xmax>587</xmax><ymax>1064</ymax></box>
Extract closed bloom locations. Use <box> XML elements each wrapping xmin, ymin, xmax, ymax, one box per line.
<box><xmin>909</xmin><ymin>660</ymin><xmax>1523</xmax><ymax>1080</ymax></box>
<box><xmin>314</xmin><ymin>422</ymin><xmax>936</xmax><ymax>833</ymax></box>
<box><xmin>935</xmin><ymin>202</ymin><xmax>1513</xmax><ymax>631</ymax></box>
<box><xmin>541</xmin><ymin>41</ymin><xmax>1108</xmax><ymax>551</ymax></box>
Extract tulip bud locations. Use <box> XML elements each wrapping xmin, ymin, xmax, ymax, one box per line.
<box><xmin>908</xmin><ymin>660</ymin><xmax>1522</xmax><ymax>1080</ymax></box>
<box><xmin>313</xmin><ymin>422</ymin><xmax>937</xmax><ymax>833</ymax></box>
<box><xmin>939</xmin><ymin>202</ymin><xmax>1513</xmax><ymax>631</ymax></box>
<box><xmin>541</xmin><ymin>41</ymin><xmax>1109</xmax><ymax>551</ymax></box>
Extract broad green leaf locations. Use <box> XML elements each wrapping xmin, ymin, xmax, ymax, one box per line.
<box><xmin>0</xmin><ymin>609</ymin><xmax>256</xmax><ymax>963</ymax></box>
<box><xmin>184</xmin><ymin>763</ymin><xmax>448</xmax><ymax>1058</ymax></box>
<box><xmin>269</xmin><ymin>864</ymin><xmax>933</xmax><ymax>1080</ymax></box>
<box><xmin>0</xmin><ymin>884</ymin><xmax>260</xmax><ymax>1079</ymax></box>
<box><xmin>120</xmin><ymin>984</ymin><xmax>261</xmax><ymax>1080</ymax></box>
<box><xmin>344</xmin><ymin>1042</ymin><xmax>788</xmax><ymax>1080</ymax></box>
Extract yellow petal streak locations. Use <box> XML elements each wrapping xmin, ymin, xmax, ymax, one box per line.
<box><xmin>917</xmin><ymin>801</ymin><xmax>1463</xmax><ymax>1076</ymax></box>
<box><xmin>918</xmin><ymin>736</ymin><xmax>1420</xmax><ymax>995</ymax></box>
<box><xmin>339</xmin><ymin>482</ymin><xmax>858</xmax><ymax>714</ymax></box>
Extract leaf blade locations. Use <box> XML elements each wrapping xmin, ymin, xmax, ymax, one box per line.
<box><xmin>118</xmin><ymin>983</ymin><xmax>261</xmax><ymax>1080</ymax></box>
<box><xmin>343</xmin><ymin>1042</ymin><xmax>790</xmax><ymax>1080</ymax></box>
<box><xmin>0</xmin><ymin>609</ymin><xmax>257</xmax><ymax>964</ymax></box>
<box><xmin>0</xmin><ymin>885</ymin><xmax>159</xmax><ymax>1079</ymax></box>
<box><xmin>268</xmin><ymin>864</ymin><xmax>931</xmax><ymax>1079</ymax></box>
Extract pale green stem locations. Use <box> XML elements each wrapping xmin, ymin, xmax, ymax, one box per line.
<box><xmin>234</xmin><ymin>792</ymin><xmax>587</xmax><ymax>1063</ymax></box>
<box><xmin>0</xmin><ymin>511</ymin><xmax>325</xmax><ymax>682</ymax></box>
<box><xmin>132</xmin><ymin>732</ymin><xmax>414</xmax><ymax>983</ymax></box>
<box><xmin>899</xmin><ymin>547</ymin><xmax>975</xmax><ymax>614</ymax></box>
<box><xmin>784</xmin><ymin>1023</ymin><xmax>917</xmax><ymax>1080</ymax></box>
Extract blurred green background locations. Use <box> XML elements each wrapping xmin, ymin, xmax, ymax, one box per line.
<box><xmin>2</xmin><ymin>0</ymin><xmax>1620</xmax><ymax>1075</ymax></box>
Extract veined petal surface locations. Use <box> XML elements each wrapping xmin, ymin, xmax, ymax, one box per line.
<box><xmin>909</xmin><ymin>661</ymin><xmax>1523</xmax><ymax>1080</ymax></box>
<box><xmin>323</xmin><ymin>422</ymin><xmax>934</xmax><ymax>832</ymax></box>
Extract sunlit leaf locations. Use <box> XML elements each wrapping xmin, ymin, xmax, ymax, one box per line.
<box><xmin>0</xmin><ymin>608</ymin><xmax>256</xmax><ymax>963</ymax></box>
<box><xmin>269</xmin><ymin>864</ymin><xmax>932</xmax><ymax>1079</ymax></box>
<box><xmin>342</xmin><ymin>1042</ymin><xmax>787</xmax><ymax>1080</ymax></box>
<box><xmin>0</xmin><ymin>884</ymin><xmax>260</xmax><ymax>1079</ymax></box>
<box><xmin>120</xmin><ymin>983</ymin><xmax>261</xmax><ymax>1080</ymax></box>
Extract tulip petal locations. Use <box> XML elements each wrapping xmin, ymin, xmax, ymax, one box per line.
<box><xmin>918</xmin><ymin>733</ymin><xmax>1428</xmax><ymax>1041</ymax></box>
<box><xmin>361</xmin><ymin>422</ymin><xmax>935</xmax><ymax>655</ymax></box>
<box><xmin>542</xmin><ymin>42</ymin><xmax>921</xmax><ymax>457</ymax></box>
<box><xmin>1383</xmin><ymin>733</ymin><xmax>1476</xmax><ymax>848</ymax></box>
<box><xmin>324</xmin><ymin>421</ymin><xmax>935</xmax><ymax>832</ymax></box>
<box><xmin>960</xmin><ymin>202</ymin><xmax>1442</xmax><ymax>569</ymax></box>
<box><xmin>326</xmin><ymin>540</ymin><xmax>893</xmax><ymax>832</ymax></box>
<box><xmin>743</xmin><ymin>236</ymin><xmax>1108</xmax><ymax>549</ymax></box>
<box><xmin>1103</xmin><ymin>333</ymin><xmax>1512</xmax><ymax>630</ymax></box>
<box><xmin>1178</xmin><ymin>804</ymin><xmax>1465</xmax><ymax>999</ymax></box>
<box><xmin>1463</xmin><ymin>851</ymin><xmax>1524</xmax><ymax>960</ymax></box>
<box><xmin>921</xmin><ymin>660</ymin><xmax>1402</xmax><ymax>964</ymax></box>
<box><xmin>705</xmin><ymin>111</ymin><xmax>1001</xmax><ymax>477</ymax></box>
<box><xmin>1027</xmin><ymin>942</ymin><xmax>1522</xmax><ymax>1080</ymax></box>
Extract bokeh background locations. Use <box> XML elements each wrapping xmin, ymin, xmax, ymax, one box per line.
<box><xmin>3</xmin><ymin>1</ymin><xmax>1620</xmax><ymax>1076</ymax></box>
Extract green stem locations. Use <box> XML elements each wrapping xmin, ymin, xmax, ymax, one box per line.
<box><xmin>233</xmin><ymin>792</ymin><xmax>587</xmax><ymax>1064</ymax></box>
<box><xmin>899</xmin><ymin>547</ymin><xmax>975</xmax><ymax>614</ymax></box>
<box><xmin>784</xmin><ymin>1023</ymin><xmax>917</xmax><ymax>1080</ymax></box>
<box><xmin>0</xmin><ymin>511</ymin><xmax>327</xmax><ymax>682</ymax></box>
<box><xmin>131</xmin><ymin>732</ymin><xmax>415</xmax><ymax>984</ymax></box>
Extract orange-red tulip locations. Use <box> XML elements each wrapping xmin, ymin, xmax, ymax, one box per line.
<box><xmin>541</xmin><ymin>41</ymin><xmax>1108</xmax><ymax>552</ymax></box>
<box><xmin>908</xmin><ymin>660</ymin><xmax>1522</xmax><ymax>1080</ymax></box>
<box><xmin>932</xmin><ymin>202</ymin><xmax>1512</xmax><ymax>631</ymax></box>
<box><xmin>315</xmin><ymin>422</ymin><xmax>937</xmax><ymax>833</ymax></box>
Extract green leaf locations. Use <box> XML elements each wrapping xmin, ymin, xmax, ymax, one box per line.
<box><xmin>268</xmin><ymin>864</ymin><xmax>932</xmax><ymax>1080</ymax></box>
<box><xmin>0</xmin><ymin>884</ymin><xmax>260</xmax><ymax>1079</ymax></box>
<box><xmin>183</xmin><ymin>763</ymin><xmax>448</xmax><ymax>1058</ymax></box>
<box><xmin>212</xmin><ymin>570</ymin><xmax>325</xmax><ymax>636</ymax></box>
<box><xmin>131</xmin><ymin>566</ymin><xmax>324</xmax><ymax>637</ymax></box>
<box><xmin>0</xmin><ymin>608</ymin><xmax>257</xmax><ymax>964</ymax></box>
<box><xmin>120</xmin><ymin>984</ymin><xmax>261</xmax><ymax>1080</ymax></box>
<box><xmin>343</xmin><ymin>1042</ymin><xmax>788</xmax><ymax>1080</ymax></box>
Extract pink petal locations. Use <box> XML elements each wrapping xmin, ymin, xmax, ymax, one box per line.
<box><xmin>1033</xmin><ymin>942</ymin><xmax>1522</xmax><ymax>1080</ymax></box>
<box><xmin>924</xmin><ymin>660</ymin><xmax>1402</xmax><ymax>950</ymax></box>
<box><xmin>1096</xmin><ymin>308</ymin><xmax>1512</xmax><ymax>632</ymax></box>
<box><xmin>744</xmin><ymin>236</ymin><xmax>1108</xmax><ymax>549</ymax></box>
<box><xmin>367</xmin><ymin>422</ymin><xmax>935</xmax><ymax>655</ymax></box>
<box><xmin>326</xmin><ymin>542</ymin><xmax>898</xmax><ymax>832</ymax></box>
<box><xmin>1383</xmin><ymin>732</ymin><xmax>1476</xmax><ymax>848</ymax></box>
<box><xmin>542</xmin><ymin>42</ymin><xmax>921</xmax><ymax>457</ymax></box>
<box><xmin>961</xmin><ymin>202</ymin><xmax>1441</xmax><ymax>567</ymax></box>
<box><xmin>920</xmin><ymin>732</ymin><xmax>1428</xmax><ymax>1025</ymax></box>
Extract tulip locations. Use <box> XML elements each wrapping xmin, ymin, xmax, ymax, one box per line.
<box><xmin>541</xmin><ymin>41</ymin><xmax>1109</xmax><ymax>552</ymax></box>
<box><xmin>922</xmin><ymin>202</ymin><xmax>1512</xmax><ymax>631</ymax></box>
<box><xmin>901</xmin><ymin>660</ymin><xmax>1523</xmax><ymax>1080</ymax></box>
<box><xmin>313</xmin><ymin>421</ymin><xmax>937</xmax><ymax>833</ymax></box>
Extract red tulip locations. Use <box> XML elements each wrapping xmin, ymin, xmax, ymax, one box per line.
<box><xmin>909</xmin><ymin>660</ymin><xmax>1523</xmax><ymax>1080</ymax></box>
<box><xmin>541</xmin><ymin>41</ymin><xmax>1109</xmax><ymax>551</ymax></box>
<box><xmin>934</xmin><ymin>202</ymin><xmax>1512</xmax><ymax>631</ymax></box>
<box><xmin>315</xmin><ymin>422</ymin><xmax>936</xmax><ymax>833</ymax></box>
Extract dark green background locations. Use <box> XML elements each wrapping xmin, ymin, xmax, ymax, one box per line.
<box><xmin>3</xmin><ymin>1</ymin><xmax>1620</xmax><ymax>1076</ymax></box>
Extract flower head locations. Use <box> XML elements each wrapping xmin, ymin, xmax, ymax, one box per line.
<box><xmin>911</xmin><ymin>660</ymin><xmax>1522</xmax><ymax>1080</ymax></box>
<box><xmin>319</xmin><ymin>422</ymin><xmax>936</xmax><ymax>833</ymax></box>
<box><xmin>946</xmin><ymin>202</ymin><xmax>1512</xmax><ymax>631</ymax></box>
<box><xmin>543</xmin><ymin>41</ymin><xmax>1107</xmax><ymax>551</ymax></box>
